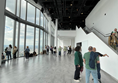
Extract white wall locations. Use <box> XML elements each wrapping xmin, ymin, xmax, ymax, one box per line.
<box><xmin>75</xmin><ymin>27</ymin><xmax>118</xmax><ymax>80</ymax></box>
<box><xmin>63</xmin><ymin>40</ymin><xmax>71</xmax><ymax>47</ymax></box>
<box><xmin>86</xmin><ymin>0</ymin><xmax>118</xmax><ymax>44</ymax></box>
<box><xmin>58</xmin><ymin>30</ymin><xmax>76</xmax><ymax>37</ymax></box>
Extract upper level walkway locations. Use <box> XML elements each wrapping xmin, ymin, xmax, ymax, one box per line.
<box><xmin>0</xmin><ymin>54</ymin><xmax>118</xmax><ymax>83</ymax></box>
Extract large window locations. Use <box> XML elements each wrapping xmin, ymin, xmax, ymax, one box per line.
<box><xmin>17</xmin><ymin>0</ymin><xmax>20</xmax><ymax>16</ymax></box>
<box><xmin>6</xmin><ymin>0</ymin><xmax>16</xmax><ymax>14</ymax></box>
<box><xmin>36</xmin><ymin>9</ymin><xmax>40</xmax><ymax>25</ymax></box>
<box><xmin>19</xmin><ymin>23</ymin><xmax>25</xmax><ymax>57</ymax></box>
<box><xmin>15</xmin><ymin>22</ymin><xmax>19</xmax><ymax>46</ymax></box>
<box><xmin>51</xmin><ymin>36</ymin><xmax>55</xmax><ymax>47</ymax></box>
<box><xmin>4</xmin><ymin>17</ymin><xmax>14</xmax><ymax>59</ymax></box>
<box><xmin>40</xmin><ymin>30</ymin><xmax>43</xmax><ymax>53</ymax></box>
<box><xmin>35</xmin><ymin>28</ymin><xmax>39</xmax><ymax>53</ymax></box>
<box><xmin>27</xmin><ymin>3</ymin><xmax>35</xmax><ymax>23</ymax></box>
<box><xmin>21</xmin><ymin>0</ymin><xmax>26</xmax><ymax>20</ymax></box>
<box><xmin>40</xmin><ymin>12</ymin><xmax>44</xmax><ymax>27</ymax></box>
<box><xmin>44</xmin><ymin>32</ymin><xmax>45</xmax><ymax>49</ymax></box>
<box><xmin>26</xmin><ymin>25</ymin><xmax>34</xmax><ymax>53</ymax></box>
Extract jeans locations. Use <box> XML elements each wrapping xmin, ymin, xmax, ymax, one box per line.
<box><xmin>86</xmin><ymin>69</ymin><xmax>98</xmax><ymax>83</ymax></box>
<box><xmin>8</xmin><ymin>51</ymin><xmax>11</xmax><ymax>60</ymax></box>
<box><xmin>59</xmin><ymin>51</ymin><xmax>61</xmax><ymax>56</ymax></box>
<box><xmin>97</xmin><ymin>63</ymin><xmax>101</xmax><ymax>79</ymax></box>
<box><xmin>25</xmin><ymin>52</ymin><xmax>29</xmax><ymax>59</ymax></box>
<box><xmin>74</xmin><ymin>65</ymin><xmax>81</xmax><ymax>80</ymax></box>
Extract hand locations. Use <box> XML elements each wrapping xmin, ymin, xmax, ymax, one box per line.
<box><xmin>78</xmin><ymin>65</ymin><xmax>80</xmax><ymax>67</ymax></box>
<box><xmin>105</xmin><ymin>54</ymin><xmax>109</xmax><ymax>57</ymax></box>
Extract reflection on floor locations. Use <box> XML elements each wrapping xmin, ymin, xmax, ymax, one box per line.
<box><xmin>0</xmin><ymin>54</ymin><xmax>118</xmax><ymax>83</ymax></box>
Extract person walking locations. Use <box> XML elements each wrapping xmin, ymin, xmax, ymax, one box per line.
<box><xmin>13</xmin><ymin>46</ymin><xmax>18</xmax><ymax>59</ymax></box>
<box><xmin>58</xmin><ymin>46</ymin><xmax>62</xmax><ymax>56</ymax></box>
<box><xmin>53</xmin><ymin>47</ymin><xmax>56</xmax><ymax>55</ymax></box>
<box><xmin>63</xmin><ymin>46</ymin><xmax>67</xmax><ymax>56</ymax></box>
<box><xmin>25</xmin><ymin>46</ymin><xmax>30</xmax><ymax>59</ymax></box>
<box><xmin>7</xmin><ymin>44</ymin><xmax>12</xmax><ymax>60</ymax></box>
<box><xmin>74</xmin><ymin>46</ymin><xmax>83</xmax><ymax>82</ymax></box>
<box><xmin>108</xmin><ymin>32</ymin><xmax>118</xmax><ymax>50</ymax></box>
<box><xmin>83</xmin><ymin>46</ymin><xmax>99</xmax><ymax>83</ymax></box>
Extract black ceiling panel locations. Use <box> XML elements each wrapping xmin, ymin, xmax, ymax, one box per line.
<box><xmin>33</xmin><ymin>0</ymin><xmax>99</xmax><ymax>30</ymax></box>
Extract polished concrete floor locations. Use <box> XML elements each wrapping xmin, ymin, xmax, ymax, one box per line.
<box><xmin>0</xmin><ymin>53</ymin><xmax>118</xmax><ymax>83</ymax></box>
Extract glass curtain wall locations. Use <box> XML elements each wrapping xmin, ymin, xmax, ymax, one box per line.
<box><xmin>4</xmin><ymin>16</ymin><xmax>14</xmax><ymax>59</ymax></box>
<box><xmin>19</xmin><ymin>23</ymin><xmax>25</xmax><ymax>57</ymax></box>
<box><xmin>40</xmin><ymin>30</ymin><xmax>43</xmax><ymax>53</ymax></box>
<box><xmin>21</xmin><ymin>0</ymin><xmax>26</xmax><ymax>20</ymax></box>
<box><xmin>4</xmin><ymin>0</ymin><xmax>49</xmax><ymax>58</ymax></box>
<box><xmin>27</xmin><ymin>3</ymin><xmax>35</xmax><ymax>23</ymax></box>
<box><xmin>35</xmin><ymin>28</ymin><xmax>39</xmax><ymax>53</ymax></box>
<box><xmin>26</xmin><ymin>25</ymin><xmax>34</xmax><ymax>53</ymax></box>
<box><xmin>15</xmin><ymin>22</ymin><xmax>19</xmax><ymax>46</ymax></box>
<box><xmin>6</xmin><ymin>0</ymin><xmax>16</xmax><ymax>14</ymax></box>
<box><xmin>40</xmin><ymin>12</ymin><xmax>44</xmax><ymax>27</ymax></box>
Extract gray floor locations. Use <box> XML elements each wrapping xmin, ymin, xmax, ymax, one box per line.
<box><xmin>0</xmin><ymin>54</ymin><xmax>118</xmax><ymax>83</ymax></box>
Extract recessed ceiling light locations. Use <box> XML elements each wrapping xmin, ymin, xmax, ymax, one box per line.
<box><xmin>69</xmin><ymin>16</ymin><xmax>70</xmax><ymax>18</ymax></box>
<box><xmin>81</xmin><ymin>13</ymin><xmax>83</xmax><ymax>14</ymax></box>
<box><xmin>70</xmin><ymin>4</ymin><xmax>72</xmax><ymax>6</ymax></box>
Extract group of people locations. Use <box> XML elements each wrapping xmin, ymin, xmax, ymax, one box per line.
<box><xmin>24</xmin><ymin>46</ymin><xmax>37</xmax><ymax>59</ymax></box>
<box><xmin>44</xmin><ymin>45</ymin><xmax>74</xmax><ymax>56</ymax></box>
<box><xmin>108</xmin><ymin>28</ymin><xmax>118</xmax><ymax>50</ymax></box>
<box><xmin>74</xmin><ymin>46</ymin><xmax>109</xmax><ymax>83</ymax></box>
<box><xmin>4</xmin><ymin>44</ymin><xmax>18</xmax><ymax>60</ymax></box>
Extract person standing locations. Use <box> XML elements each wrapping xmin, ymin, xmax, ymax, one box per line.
<box><xmin>74</xmin><ymin>46</ymin><xmax>83</xmax><ymax>82</ymax></box>
<box><xmin>58</xmin><ymin>46</ymin><xmax>62</xmax><ymax>56</ymax></box>
<box><xmin>83</xmin><ymin>46</ymin><xmax>99</xmax><ymax>83</ymax></box>
<box><xmin>7</xmin><ymin>44</ymin><xmax>12</xmax><ymax>60</ymax></box>
<box><xmin>13</xmin><ymin>46</ymin><xmax>18</xmax><ymax>59</ymax></box>
<box><xmin>108</xmin><ymin>32</ymin><xmax>118</xmax><ymax>50</ymax></box>
<box><xmin>92</xmin><ymin>47</ymin><xmax>109</xmax><ymax>83</ymax></box>
<box><xmin>53</xmin><ymin>47</ymin><xmax>56</xmax><ymax>55</ymax></box>
<box><xmin>68</xmin><ymin>46</ymin><xmax>69</xmax><ymax>54</ymax></box>
<box><xmin>69</xmin><ymin>46</ymin><xmax>72</xmax><ymax>54</ymax></box>
<box><xmin>25</xmin><ymin>46</ymin><xmax>30</xmax><ymax>59</ymax></box>
<box><xmin>63</xmin><ymin>46</ymin><xmax>67</xmax><ymax>56</ymax></box>
<box><xmin>46</xmin><ymin>45</ymin><xmax>49</xmax><ymax>55</ymax></box>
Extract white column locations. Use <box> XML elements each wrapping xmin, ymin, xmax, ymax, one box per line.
<box><xmin>48</xmin><ymin>18</ymin><xmax>51</xmax><ymax>47</ymax></box>
<box><xmin>55</xmin><ymin>19</ymin><xmax>58</xmax><ymax>56</ymax></box>
<box><xmin>0</xmin><ymin>0</ymin><xmax>5</xmax><ymax>66</ymax></box>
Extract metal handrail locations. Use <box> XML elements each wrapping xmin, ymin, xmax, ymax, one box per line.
<box><xmin>85</xmin><ymin>27</ymin><xmax>110</xmax><ymax>37</ymax></box>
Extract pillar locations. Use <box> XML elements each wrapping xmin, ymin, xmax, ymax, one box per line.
<box><xmin>55</xmin><ymin>19</ymin><xmax>58</xmax><ymax>56</ymax></box>
<box><xmin>0</xmin><ymin>0</ymin><xmax>5</xmax><ymax>66</ymax></box>
<box><xmin>48</xmin><ymin>18</ymin><xmax>51</xmax><ymax>47</ymax></box>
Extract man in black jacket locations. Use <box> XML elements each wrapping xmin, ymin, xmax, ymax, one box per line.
<box><xmin>93</xmin><ymin>48</ymin><xmax>109</xmax><ymax>83</ymax></box>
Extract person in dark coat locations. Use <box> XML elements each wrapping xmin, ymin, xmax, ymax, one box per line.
<box><xmin>74</xmin><ymin>46</ymin><xmax>83</xmax><ymax>82</ymax></box>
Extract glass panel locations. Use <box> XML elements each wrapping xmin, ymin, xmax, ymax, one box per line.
<box><xmin>44</xmin><ymin>32</ymin><xmax>45</xmax><ymax>49</ymax></box>
<box><xmin>26</xmin><ymin>25</ymin><xmax>34</xmax><ymax>53</ymax></box>
<box><xmin>35</xmin><ymin>28</ymin><xmax>39</xmax><ymax>53</ymax></box>
<box><xmin>44</xmin><ymin>17</ymin><xmax>45</xmax><ymax>28</ymax></box>
<box><xmin>40</xmin><ymin>30</ymin><xmax>43</xmax><ymax>53</ymax></box>
<box><xmin>6</xmin><ymin>0</ymin><xmax>16</xmax><ymax>14</ymax></box>
<box><xmin>17</xmin><ymin>0</ymin><xmax>20</xmax><ymax>16</ymax></box>
<box><xmin>4</xmin><ymin>16</ymin><xmax>14</xmax><ymax>59</ymax></box>
<box><xmin>36</xmin><ymin>9</ymin><xmax>40</xmax><ymax>25</ymax></box>
<box><xmin>21</xmin><ymin>0</ymin><xmax>26</xmax><ymax>20</ymax></box>
<box><xmin>27</xmin><ymin>3</ymin><xmax>35</xmax><ymax>23</ymax></box>
<box><xmin>40</xmin><ymin>12</ymin><xmax>43</xmax><ymax>27</ymax></box>
<box><xmin>19</xmin><ymin>23</ymin><xmax>25</xmax><ymax>57</ymax></box>
<box><xmin>15</xmin><ymin>22</ymin><xmax>19</xmax><ymax>46</ymax></box>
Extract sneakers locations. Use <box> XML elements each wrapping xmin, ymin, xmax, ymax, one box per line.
<box><xmin>74</xmin><ymin>79</ymin><xmax>80</xmax><ymax>82</ymax></box>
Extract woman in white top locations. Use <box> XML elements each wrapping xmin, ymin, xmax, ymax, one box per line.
<box><xmin>13</xmin><ymin>46</ymin><xmax>18</xmax><ymax>59</ymax></box>
<box><xmin>7</xmin><ymin>44</ymin><xmax>12</xmax><ymax>60</ymax></box>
